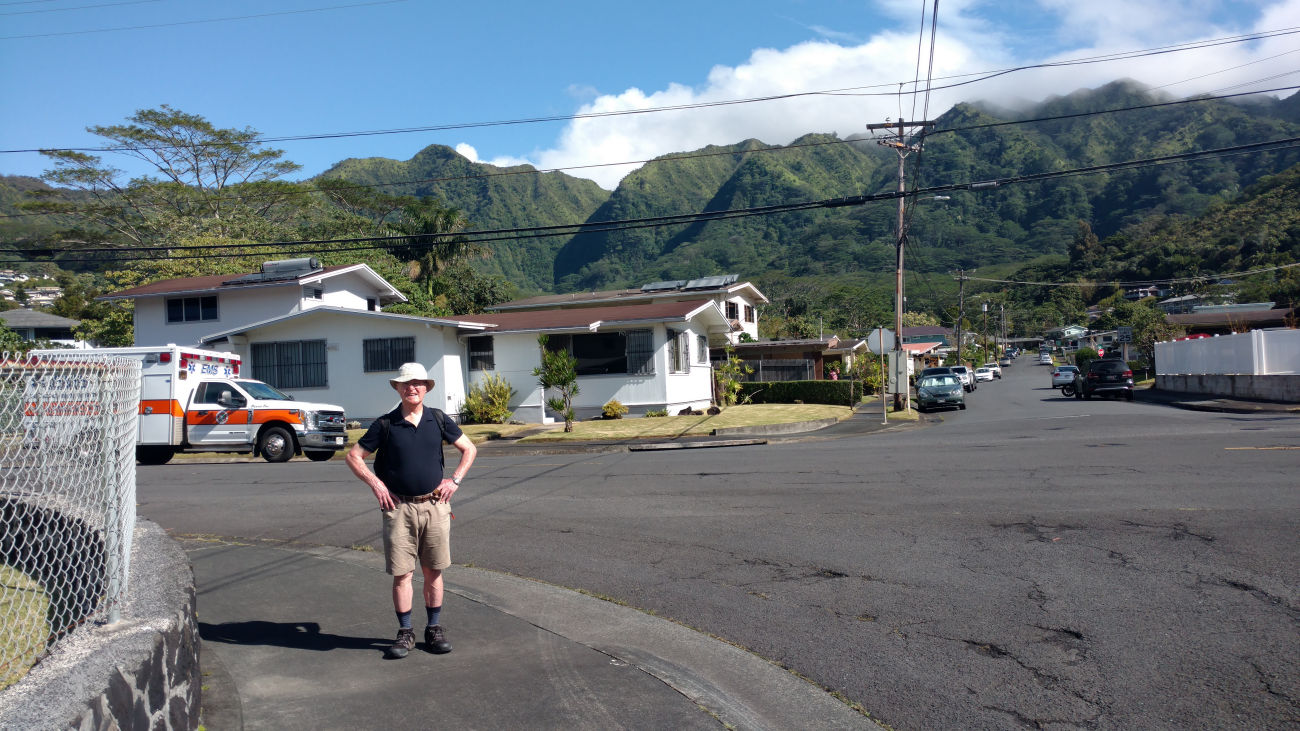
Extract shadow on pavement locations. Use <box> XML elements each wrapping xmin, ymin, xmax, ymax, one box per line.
<box><xmin>200</xmin><ymin>620</ymin><xmax>388</xmax><ymax>653</ymax></box>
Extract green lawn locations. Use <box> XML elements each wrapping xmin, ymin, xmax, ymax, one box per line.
<box><xmin>517</xmin><ymin>403</ymin><xmax>854</xmax><ymax>442</ymax></box>
<box><xmin>1</xmin><ymin>563</ymin><xmax>48</xmax><ymax>691</ymax></box>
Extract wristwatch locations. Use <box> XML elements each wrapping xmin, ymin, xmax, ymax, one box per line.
<box><xmin>452</xmin><ymin>476</ymin><xmax>462</xmax><ymax>486</ymax></box>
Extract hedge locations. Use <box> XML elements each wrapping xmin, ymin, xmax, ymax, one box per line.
<box><xmin>737</xmin><ymin>380</ymin><xmax>863</xmax><ymax>406</ymax></box>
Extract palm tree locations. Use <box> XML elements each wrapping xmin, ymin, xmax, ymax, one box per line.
<box><xmin>385</xmin><ymin>199</ymin><xmax>483</xmax><ymax>301</ymax></box>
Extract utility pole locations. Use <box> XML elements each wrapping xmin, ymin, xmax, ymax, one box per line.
<box><xmin>1000</xmin><ymin>303</ymin><xmax>1007</xmax><ymax>355</ymax></box>
<box><xmin>867</xmin><ymin>118</ymin><xmax>935</xmax><ymax>410</ymax></box>
<box><xmin>956</xmin><ymin>269</ymin><xmax>965</xmax><ymax>366</ymax></box>
<box><xmin>982</xmin><ymin>301</ymin><xmax>989</xmax><ymax>363</ymax></box>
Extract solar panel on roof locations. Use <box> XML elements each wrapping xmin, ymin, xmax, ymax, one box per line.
<box><xmin>222</xmin><ymin>258</ymin><xmax>322</xmax><ymax>286</ymax></box>
<box><xmin>640</xmin><ymin>280</ymin><xmax>687</xmax><ymax>292</ymax></box>
<box><xmin>682</xmin><ymin>274</ymin><xmax>738</xmax><ymax>290</ymax></box>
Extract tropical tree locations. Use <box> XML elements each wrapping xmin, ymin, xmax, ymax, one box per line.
<box><xmin>533</xmin><ymin>335</ymin><xmax>579</xmax><ymax>432</ymax></box>
<box><xmin>25</xmin><ymin>105</ymin><xmax>307</xmax><ymax>248</ymax></box>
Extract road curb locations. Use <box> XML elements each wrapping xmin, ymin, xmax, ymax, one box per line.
<box><xmin>712</xmin><ymin>417</ymin><xmax>839</xmax><ymax>436</ymax></box>
<box><xmin>628</xmin><ymin>438</ymin><xmax>768</xmax><ymax>451</ymax></box>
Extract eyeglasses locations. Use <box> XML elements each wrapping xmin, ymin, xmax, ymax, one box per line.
<box><xmin>398</xmin><ymin>382</ymin><xmax>427</xmax><ymax>390</ymax></box>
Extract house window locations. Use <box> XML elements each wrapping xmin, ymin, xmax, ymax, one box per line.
<box><xmin>468</xmin><ymin>336</ymin><xmax>495</xmax><ymax>371</ymax></box>
<box><xmin>166</xmin><ymin>295</ymin><xmax>218</xmax><ymax>323</ymax></box>
<box><xmin>306</xmin><ymin>287</ymin><xmax>324</xmax><ymax>300</ymax></box>
<box><xmin>367</xmin><ymin>298</ymin><xmax>377</xmax><ymax>312</ymax></box>
<box><xmin>697</xmin><ymin>334</ymin><xmax>709</xmax><ymax>364</ymax></box>
<box><xmin>363</xmin><ymin>337</ymin><xmax>415</xmax><ymax>372</ymax></box>
<box><xmin>544</xmin><ymin>330</ymin><xmax>657</xmax><ymax>376</ymax></box>
<box><xmin>251</xmin><ymin>340</ymin><xmax>327</xmax><ymax>389</ymax></box>
<box><xmin>667</xmin><ymin>329</ymin><xmax>689</xmax><ymax>373</ymax></box>
<box><xmin>744</xmin><ymin>304</ymin><xmax>755</xmax><ymax>323</ymax></box>
<box><xmin>725</xmin><ymin>302</ymin><xmax>739</xmax><ymax>320</ymax></box>
<box><xmin>626</xmin><ymin>329</ymin><xmax>654</xmax><ymax>375</ymax></box>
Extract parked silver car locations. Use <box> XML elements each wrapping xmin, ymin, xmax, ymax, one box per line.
<box><xmin>949</xmin><ymin>365</ymin><xmax>977</xmax><ymax>392</ymax></box>
<box><xmin>1051</xmin><ymin>365</ymin><xmax>1079</xmax><ymax>388</ymax></box>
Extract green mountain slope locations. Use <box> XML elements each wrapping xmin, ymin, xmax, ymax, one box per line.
<box><xmin>318</xmin><ymin>147</ymin><xmax>609</xmax><ymax>292</ymax></box>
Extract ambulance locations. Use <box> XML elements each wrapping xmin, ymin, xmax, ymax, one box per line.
<box><xmin>32</xmin><ymin>345</ymin><xmax>348</xmax><ymax>465</ymax></box>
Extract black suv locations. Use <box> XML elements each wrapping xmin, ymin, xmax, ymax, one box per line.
<box><xmin>1074</xmin><ymin>358</ymin><xmax>1134</xmax><ymax>400</ymax></box>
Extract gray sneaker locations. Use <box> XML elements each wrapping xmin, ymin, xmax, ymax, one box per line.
<box><xmin>424</xmin><ymin>624</ymin><xmax>452</xmax><ymax>654</ymax></box>
<box><xmin>386</xmin><ymin>628</ymin><xmax>415</xmax><ymax>659</ymax></box>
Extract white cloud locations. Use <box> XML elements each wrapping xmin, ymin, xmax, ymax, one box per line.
<box><xmin>454</xmin><ymin>142</ymin><xmax>531</xmax><ymax>169</ymax></box>
<box><xmin>516</xmin><ymin>0</ymin><xmax>1300</xmax><ymax>189</ymax></box>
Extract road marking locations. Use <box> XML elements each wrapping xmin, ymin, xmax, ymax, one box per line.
<box><xmin>1224</xmin><ymin>446</ymin><xmax>1300</xmax><ymax>450</ymax></box>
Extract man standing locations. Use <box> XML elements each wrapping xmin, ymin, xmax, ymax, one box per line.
<box><xmin>346</xmin><ymin>362</ymin><xmax>477</xmax><ymax>659</ymax></box>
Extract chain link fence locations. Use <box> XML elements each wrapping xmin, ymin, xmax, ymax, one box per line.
<box><xmin>0</xmin><ymin>352</ymin><xmax>140</xmax><ymax>690</ymax></box>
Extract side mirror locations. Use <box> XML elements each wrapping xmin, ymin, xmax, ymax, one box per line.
<box><xmin>218</xmin><ymin>390</ymin><xmax>245</xmax><ymax>408</ymax></box>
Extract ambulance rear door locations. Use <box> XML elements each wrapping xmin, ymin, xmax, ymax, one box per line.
<box><xmin>138</xmin><ymin>373</ymin><xmax>178</xmax><ymax>445</ymax></box>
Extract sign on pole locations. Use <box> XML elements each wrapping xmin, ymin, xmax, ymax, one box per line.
<box><xmin>1117</xmin><ymin>326</ymin><xmax>1133</xmax><ymax>343</ymax></box>
<box><xmin>866</xmin><ymin>328</ymin><xmax>896</xmax><ymax>355</ymax></box>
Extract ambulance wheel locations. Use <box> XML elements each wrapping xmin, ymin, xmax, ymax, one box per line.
<box><xmin>305</xmin><ymin>450</ymin><xmax>335</xmax><ymax>462</ymax></box>
<box><xmin>259</xmin><ymin>427</ymin><xmax>295</xmax><ymax>463</ymax></box>
<box><xmin>136</xmin><ymin>446</ymin><xmax>174</xmax><ymax>465</ymax></box>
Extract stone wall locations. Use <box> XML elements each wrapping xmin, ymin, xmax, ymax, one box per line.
<box><xmin>1155</xmin><ymin>374</ymin><xmax>1300</xmax><ymax>403</ymax></box>
<box><xmin>0</xmin><ymin>519</ymin><xmax>200</xmax><ymax>730</ymax></box>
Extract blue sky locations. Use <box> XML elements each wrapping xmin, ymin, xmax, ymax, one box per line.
<box><xmin>2</xmin><ymin>0</ymin><xmax>1297</xmax><ymax>189</ymax></box>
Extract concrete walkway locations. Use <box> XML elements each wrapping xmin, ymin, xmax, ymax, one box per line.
<box><xmin>192</xmin><ymin>539</ymin><xmax>879</xmax><ymax>730</ymax></box>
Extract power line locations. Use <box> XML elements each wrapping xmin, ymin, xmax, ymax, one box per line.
<box><xmin>0</xmin><ymin>0</ymin><xmax>160</xmax><ymax>16</ymax></box>
<box><xmin>0</xmin><ymin>0</ymin><xmax>408</xmax><ymax>40</ymax></box>
<box><xmin>8</xmin><ymin>135</ymin><xmax>1300</xmax><ymax>265</ymax></box>
<box><xmin>8</xmin><ymin>81</ymin><xmax>1295</xmax><ymax>224</ymax></box>
<box><xmin>6</xmin><ymin>26</ymin><xmax>1298</xmax><ymax>153</ymax></box>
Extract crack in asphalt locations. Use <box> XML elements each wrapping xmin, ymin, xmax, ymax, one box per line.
<box><xmin>1117</xmin><ymin>519</ymin><xmax>1216</xmax><ymax>542</ymax></box>
<box><xmin>1199</xmin><ymin>574</ymin><xmax>1300</xmax><ymax>614</ymax></box>
<box><xmin>1249</xmin><ymin>659</ymin><xmax>1300</xmax><ymax>706</ymax></box>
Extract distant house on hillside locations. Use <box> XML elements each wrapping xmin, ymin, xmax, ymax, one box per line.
<box><xmin>1164</xmin><ymin>303</ymin><xmax>1295</xmax><ymax>335</ymax></box>
<box><xmin>1</xmin><ymin>308</ymin><xmax>80</xmax><ymax>345</ymax></box>
<box><xmin>901</xmin><ymin>326</ymin><xmax>953</xmax><ymax>347</ymax></box>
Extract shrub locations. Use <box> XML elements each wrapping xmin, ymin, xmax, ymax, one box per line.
<box><xmin>714</xmin><ymin>344</ymin><xmax>753</xmax><ymax>407</ymax></box>
<box><xmin>738</xmin><ymin>380</ymin><xmax>856</xmax><ymax>405</ymax></box>
<box><xmin>461</xmin><ymin>373</ymin><xmax>516</xmax><ymax>424</ymax></box>
<box><xmin>602</xmin><ymin>399</ymin><xmax>629</xmax><ymax>419</ymax></box>
<box><xmin>1073</xmin><ymin>347</ymin><xmax>1099</xmax><ymax>372</ymax></box>
<box><xmin>645</xmin><ymin>409</ymin><xmax>668</xmax><ymax>417</ymax></box>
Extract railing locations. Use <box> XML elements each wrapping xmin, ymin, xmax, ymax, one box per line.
<box><xmin>0</xmin><ymin>352</ymin><xmax>140</xmax><ymax>690</ymax></box>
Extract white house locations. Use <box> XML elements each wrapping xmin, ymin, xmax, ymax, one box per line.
<box><xmin>100</xmin><ymin>259</ymin><xmax>736</xmax><ymax>421</ymax></box>
<box><xmin>486</xmin><ymin>274</ymin><xmax>767</xmax><ymax>344</ymax></box>
<box><xmin>98</xmin><ymin>258</ymin><xmax>407</xmax><ymax>348</ymax></box>
<box><xmin>455</xmin><ymin>300</ymin><xmax>732</xmax><ymax>422</ymax></box>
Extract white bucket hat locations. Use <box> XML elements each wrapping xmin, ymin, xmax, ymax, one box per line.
<box><xmin>389</xmin><ymin>362</ymin><xmax>435</xmax><ymax>389</ymax></box>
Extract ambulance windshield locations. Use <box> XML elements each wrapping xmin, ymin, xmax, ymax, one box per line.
<box><xmin>239</xmin><ymin>380</ymin><xmax>293</xmax><ymax>401</ymax></box>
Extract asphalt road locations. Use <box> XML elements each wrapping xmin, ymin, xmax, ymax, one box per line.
<box><xmin>138</xmin><ymin>360</ymin><xmax>1300</xmax><ymax>729</ymax></box>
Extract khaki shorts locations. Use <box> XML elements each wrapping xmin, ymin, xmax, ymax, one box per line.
<box><xmin>382</xmin><ymin>500</ymin><xmax>451</xmax><ymax>575</ymax></box>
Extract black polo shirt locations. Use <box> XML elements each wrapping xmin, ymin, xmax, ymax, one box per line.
<box><xmin>358</xmin><ymin>406</ymin><xmax>465</xmax><ymax>497</ymax></box>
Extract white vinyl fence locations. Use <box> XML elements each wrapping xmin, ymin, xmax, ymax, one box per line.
<box><xmin>0</xmin><ymin>352</ymin><xmax>140</xmax><ymax>690</ymax></box>
<box><xmin>1156</xmin><ymin>329</ymin><xmax>1300</xmax><ymax>375</ymax></box>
